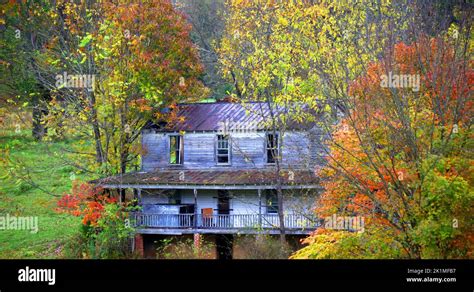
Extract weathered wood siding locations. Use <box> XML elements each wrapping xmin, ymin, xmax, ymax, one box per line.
<box><xmin>141</xmin><ymin>131</ymin><xmax>169</xmax><ymax>170</ymax></box>
<box><xmin>141</xmin><ymin>129</ymin><xmax>324</xmax><ymax>171</ymax></box>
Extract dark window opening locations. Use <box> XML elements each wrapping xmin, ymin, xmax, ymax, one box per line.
<box><xmin>169</xmin><ymin>135</ymin><xmax>183</xmax><ymax>164</ymax></box>
<box><xmin>266</xmin><ymin>133</ymin><xmax>279</xmax><ymax>164</ymax></box>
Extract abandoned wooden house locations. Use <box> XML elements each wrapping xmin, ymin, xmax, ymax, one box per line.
<box><xmin>92</xmin><ymin>102</ymin><xmax>324</xmax><ymax>258</ymax></box>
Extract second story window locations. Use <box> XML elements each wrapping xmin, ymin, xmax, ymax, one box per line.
<box><xmin>169</xmin><ymin>135</ymin><xmax>183</xmax><ymax>165</ymax></box>
<box><xmin>216</xmin><ymin>134</ymin><xmax>230</xmax><ymax>164</ymax></box>
<box><xmin>266</xmin><ymin>133</ymin><xmax>279</xmax><ymax>164</ymax></box>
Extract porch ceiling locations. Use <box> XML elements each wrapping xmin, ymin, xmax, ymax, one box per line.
<box><xmin>90</xmin><ymin>169</ymin><xmax>320</xmax><ymax>190</ymax></box>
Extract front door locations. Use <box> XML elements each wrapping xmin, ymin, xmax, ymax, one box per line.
<box><xmin>217</xmin><ymin>190</ymin><xmax>230</xmax><ymax>215</ymax></box>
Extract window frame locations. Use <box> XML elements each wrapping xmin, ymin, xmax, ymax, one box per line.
<box><xmin>169</xmin><ymin>134</ymin><xmax>184</xmax><ymax>165</ymax></box>
<box><xmin>215</xmin><ymin>134</ymin><xmax>231</xmax><ymax>165</ymax></box>
<box><xmin>265</xmin><ymin>132</ymin><xmax>280</xmax><ymax>164</ymax></box>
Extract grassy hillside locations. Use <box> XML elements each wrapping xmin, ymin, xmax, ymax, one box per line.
<box><xmin>0</xmin><ymin>127</ymin><xmax>90</xmax><ymax>258</ymax></box>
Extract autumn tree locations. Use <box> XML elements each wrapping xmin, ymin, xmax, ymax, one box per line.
<box><xmin>293</xmin><ymin>12</ymin><xmax>472</xmax><ymax>259</ymax></box>
<box><xmin>218</xmin><ymin>0</ymin><xmax>327</xmax><ymax>244</ymax></box>
<box><xmin>43</xmin><ymin>0</ymin><xmax>207</xmax><ymax>176</ymax></box>
<box><xmin>0</xmin><ymin>0</ymin><xmax>58</xmax><ymax>140</ymax></box>
<box><xmin>219</xmin><ymin>0</ymin><xmax>472</xmax><ymax>257</ymax></box>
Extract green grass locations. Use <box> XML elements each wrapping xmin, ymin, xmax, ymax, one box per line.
<box><xmin>0</xmin><ymin>129</ymin><xmax>92</xmax><ymax>258</ymax></box>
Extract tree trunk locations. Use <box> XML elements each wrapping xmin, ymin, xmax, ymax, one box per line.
<box><xmin>264</xmin><ymin>98</ymin><xmax>287</xmax><ymax>246</ymax></box>
<box><xmin>119</xmin><ymin>105</ymin><xmax>129</xmax><ymax>203</ymax></box>
<box><xmin>276</xmin><ymin>169</ymin><xmax>286</xmax><ymax>245</ymax></box>
<box><xmin>32</xmin><ymin>89</ymin><xmax>48</xmax><ymax>141</ymax></box>
<box><xmin>88</xmin><ymin>92</ymin><xmax>105</xmax><ymax>164</ymax></box>
<box><xmin>272</xmin><ymin>126</ymin><xmax>286</xmax><ymax>245</ymax></box>
<box><xmin>230</xmin><ymin>70</ymin><xmax>242</xmax><ymax>99</ymax></box>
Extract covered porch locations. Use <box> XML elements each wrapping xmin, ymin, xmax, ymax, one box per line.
<box><xmin>92</xmin><ymin>169</ymin><xmax>321</xmax><ymax>235</ymax></box>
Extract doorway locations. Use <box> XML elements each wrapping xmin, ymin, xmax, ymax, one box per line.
<box><xmin>217</xmin><ymin>190</ymin><xmax>230</xmax><ymax>214</ymax></box>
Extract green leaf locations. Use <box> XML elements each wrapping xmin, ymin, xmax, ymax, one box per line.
<box><xmin>79</xmin><ymin>34</ymin><xmax>93</xmax><ymax>48</ymax></box>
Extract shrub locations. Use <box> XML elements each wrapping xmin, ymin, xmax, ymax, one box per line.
<box><xmin>156</xmin><ymin>237</ymin><xmax>215</xmax><ymax>259</ymax></box>
<box><xmin>57</xmin><ymin>182</ymin><xmax>139</xmax><ymax>258</ymax></box>
<box><xmin>233</xmin><ymin>234</ymin><xmax>292</xmax><ymax>259</ymax></box>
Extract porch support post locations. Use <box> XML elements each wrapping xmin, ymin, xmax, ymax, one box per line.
<box><xmin>258</xmin><ymin>189</ymin><xmax>262</xmax><ymax>228</ymax></box>
<box><xmin>193</xmin><ymin>233</ymin><xmax>201</xmax><ymax>252</ymax></box>
<box><xmin>193</xmin><ymin>189</ymin><xmax>198</xmax><ymax>228</ymax></box>
<box><xmin>134</xmin><ymin>234</ymin><xmax>144</xmax><ymax>258</ymax></box>
<box><xmin>137</xmin><ymin>188</ymin><xmax>142</xmax><ymax>204</ymax></box>
<box><xmin>193</xmin><ymin>189</ymin><xmax>199</xmax><ymax>252</ymax></box>
<box><xmin>131</xmin><ymin>188</ymin><xmax>142</xmax><ymax>229</ymax></box>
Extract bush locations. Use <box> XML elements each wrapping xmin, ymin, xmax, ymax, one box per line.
<box><xmin>62</xmin><ymin>204</ymin><xmax>138</xmax><ymax>259</ymax></box>
<box><xmin>57</xmin><ymin>182</ymin><xmax>140</xmax><ymax>258</ymax></box>
<box><xmin>62</xmin><ymin>226</ymin><xmax>90</xmax><ymax>259</ymax></box>
<box><xmin>156</xmin><ymin>237</ymin><xmax>215</xmax><ymax>259</ymax></box>
<box><xmin>290</xmin><ymin>227</ymin><xmax>404</xmax><ymax>259</ymax></box>
<box><xmin>88</xmin><ymin>204</ymin><xmax>136</xmax><ymax>258</ymax></box>
<box><xmin>234</xmin><ymin>234</ymin><xmax>292</xmax><ymax>259</ymax></box>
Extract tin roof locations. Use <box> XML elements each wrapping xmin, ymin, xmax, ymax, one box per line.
<box><xmin>91</xmin><ymin>169</ymin><xmax>319</xmax><ymax>189</ymax></box>
<box><xmin>146</xmin><ymin>102</ymin><xmax>317</xmax><ymax>132</ymax></box>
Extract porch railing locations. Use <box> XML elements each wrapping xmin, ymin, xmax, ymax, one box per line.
<box><xmin>131</xmin><ymin>213</ymin><xmax>319</xmax><ymax>230</ymax></box>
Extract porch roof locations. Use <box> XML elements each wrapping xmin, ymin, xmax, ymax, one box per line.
<box><xmin>91</xmin><ymin>169</ymin><xmax>320</xmax><ymax>190</ymax></box>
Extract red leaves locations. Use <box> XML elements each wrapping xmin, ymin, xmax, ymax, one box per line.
<box><xmin>82</xmin><ymin>201</ymin><xmax>105</xmax><ymax>226</ymax></box>
<box><xmin>56</xmin><ymin>182</ymin><xmax>115</xmax><ymax>226</ymax></box>
<box><xmin>56</xmin><ymin>194</ymin><xmax>81</xmax><ymax>211</ymax></box>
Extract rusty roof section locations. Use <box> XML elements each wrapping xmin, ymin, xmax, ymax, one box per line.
<box><xmin>146</xmin><ymin>102</ymin><xmax>317</xmax><ymax>132</ymax></box>
<box><xmin>91</xmin><ymin>169</ymin><xmax>319</xmax><ymax>187</ymax></box>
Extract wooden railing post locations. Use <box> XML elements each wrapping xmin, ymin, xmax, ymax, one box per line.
<box><xmin>258</xmin><ymin>189</ymin><xmax>262</xmax><ymax>229</ymax></box>
<box><xmin>193</xmin><ymin>189</ymin><xmax>198</xmax><ymax>228</ymax></box>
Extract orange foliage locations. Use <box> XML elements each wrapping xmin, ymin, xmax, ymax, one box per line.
<box><xmin>316</xmin><ymin>36</ymin><xmax>473</xmax><ymax>231</ymax></box>
<box><xmin>57</xmin><ymin>182</ymin><xmax>115</xmax><ymax>226</ymax></box>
